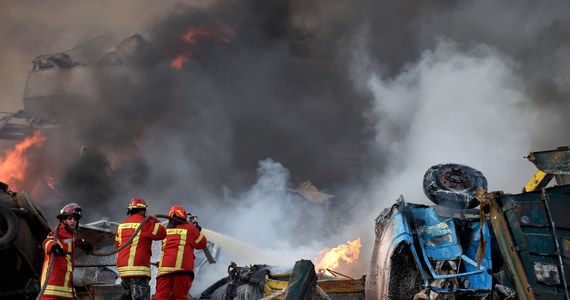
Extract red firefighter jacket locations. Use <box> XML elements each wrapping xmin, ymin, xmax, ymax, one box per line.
<box><xmin>157</xmin><ymin>222</ymin><xmax>207</xmax><ymax>277</ymax></box>
<box><xmin>115</xmin><ymin>214</ymin><xmax>166</xmax><ymax>278</ymax></box>
<box><xmin>40</xmin><ymin>223</ymin><xmax>77</xmax><ymax>299</ymax></box>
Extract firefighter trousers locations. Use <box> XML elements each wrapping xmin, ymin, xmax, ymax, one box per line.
<box><xmin>154</xmin><ymin>273</ymin><xmax>193</xmax><ymax>300</ymax></box>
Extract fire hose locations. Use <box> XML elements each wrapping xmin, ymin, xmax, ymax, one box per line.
<box><xmin>36</xmin><ymin>216</ymin><xmax>150</xmax><ymax>299</ymax></box>
<box><xmin>35</xmin><ymin>224</ymin><xmax>58</xmax><ymax>300</ymax></box>
<box><xmin>89</xmin><ymin>216</ymin><xmax>152</xmax><ymax>257</ymax></box>
<box><xmin>89</xmin><ymin>214</ymin><xmax>212</xmax><ymax>258</ymax></box>
<box><xmin>36</xmin><ymin>216</ymin><xmax>153</xmax><ymax>299</ymax></box>
<box><xmin>36</xmin><ymin>214</ymin><xmax>213</xmax><ymax>299</ymax></box>
<box><xmin>154</xmin><ymin>214</ymin><xmax>216</xmax><ymax>263</ymax></box>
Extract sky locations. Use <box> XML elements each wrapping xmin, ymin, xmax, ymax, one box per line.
<box><xmin>1</xmin><ymin>0</ymin><xmax>570</xmax><ymax>294</ymax></box>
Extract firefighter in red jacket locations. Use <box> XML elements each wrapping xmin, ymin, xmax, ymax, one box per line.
<box><xmin>116</xmin><ymin>198</ymin><xmax>166</xmax><ymax>300</ymax></box>
<box><xmin>40</xmin><ymin>203</ymin><xmax>93</xmax><ymax>299</ymax></box>
<box><xmin>154</xmin><ymin>205</ymin><xmax>207</xmax><ymax>300</ymax></box>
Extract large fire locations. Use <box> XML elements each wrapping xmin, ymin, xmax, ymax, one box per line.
<box><xmin>0</xmin><ymin>130</ymin><xmax>45</xmax><ymax>190</ymax></box>
<box><xmin>314</xmin><ymin>238</ymin><xmax>361</xmax><ymax>275</ymax></box>
<box><xmin>171</xmin><ymin>25</ymin><xmax>235</xmax><ymax>69</ymax></box>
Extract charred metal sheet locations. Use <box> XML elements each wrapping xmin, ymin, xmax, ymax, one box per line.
<box><xmin>541</xmin><ymin>186</ymin><xmax>570</xmax><ymax>230</ymax></box>
<box><xmin>290</xmin><ymin>180</ymin><xmax>335</xmax><ymax>204</ymax></box>
<box><xmin>513</xmin><ymin>185</ymin><xmax>570</xmax><ymax>230</ymax></box>
<box><xmin>523</xmin><ymin>232</ymin><xmax>555</xmax><ymax>255</ymax></box>
<box><xmin>527</xmin><ymin>148</ymin><xmax>570</xmax><ymax>175</ymax></box>
<box><xmin>539</xmin><ymin>189</ymin><xmax>570</xmax><ymax>297</ymax></box>
<box><xmin>533</xmin><ymin>262</ymin><xmax>561</xmax><ymax>286</ymax></box>
<box><xmin>479</xmin><ymin>191</ymin><xmax>536</xmax><ymax>300</ymax></box>
<box><xmin>32</xmin><ymin>53</ymin><xmax>79</xmax><ymax>70</ymax></box>
<box><xmin>483</xmin><ymin>186</ymin><xmax>570</xmax><ymax>299</ymax></box>
<box><xmin>512</xmin><ymin>200</ymin><xmax>548</xmax><ymax>227</ymax></box>
<box><xmin>316</xmin><ymin>277</ymin><xmax>366</xmax><ymax>293</ymax></box>
<box><xmin>563</xmin><ymin>238</ymin><xmax>570</xmax><ymax>258</ymax></box>
<box><xmin>75</xmin><ymin>220</ymin><xmax>120</xmax><ymax>286</ymax></box>
<box><xmin>98</xmin><ymin>34</ymin><xmax>155</xmax><ymax>67</ymax></box>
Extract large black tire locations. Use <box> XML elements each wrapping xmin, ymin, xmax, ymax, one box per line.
<box><xmin>0</xmin><ymin>204</ymin><xmax>20</xmax><ymax>250</ymax></box>
<box><xmin>423</xmin><ymin>163</ymin><xmax>487</xmax><ymax>209</ymax></box>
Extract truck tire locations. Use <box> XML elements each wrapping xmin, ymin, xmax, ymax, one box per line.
<box><xmin>0</xmin><ymin>204</ymin><xmax>20</xmax><ymax>250</ymax></box>
<box><xmin>423</xmin><ymin>163</ymin><xmax>487</xmax><ymax>209</ymax></box>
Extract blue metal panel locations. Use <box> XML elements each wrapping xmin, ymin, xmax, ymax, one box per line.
<box><xmin>464</xmin><ymin>221</ymin><xmax>493</xmax><ymax>290</ymax></box>
<box><xmin>373</xmin><ymin>197</ymin><xmax>493</xmax><ymax>297</ymax></box>
<box><xmin>408</xmin><ymin>205</ymin><xmax>491</xmax><ymax>294</ymax></box>
<box><xmin>411</xmin><ymin>207</ymin><xmax>462</xmax><ymax>260</ymax></box>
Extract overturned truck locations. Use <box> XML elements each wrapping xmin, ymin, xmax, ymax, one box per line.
<box><xmin>368</xmin><ymin>147</ymin><xmax>570</xmax><ymax>299</ymax></box>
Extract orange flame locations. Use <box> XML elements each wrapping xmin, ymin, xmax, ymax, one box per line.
<box><xmin>171</xmin><ymin>25</ymin><xmax>235</xmax><ymax>69</ymax></box>
<box><xmin>0</xmin><ymin>130</ymin><xmax>46</xmax><ymax>190</ymax></box>
<box><xmin>171</xmin><ymin>54</ymin><xmax>190</xmax><ymax>69</ymax></box>
<box><xmin>314</xmin><ymin>238</ymin><xmax>361</xmax><ymax>275</ymax></box>
<box><xmin>181</xmin><ymin>26</ymin><xmax>233</xmax><ymax>45</ymax></box>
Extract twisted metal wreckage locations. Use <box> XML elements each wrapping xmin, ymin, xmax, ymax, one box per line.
<box><xmin>368</xmin><ymin>147</ymin><xmax>570</xmax><ymax>300</ymax></box>
<box><xmin>1</xmin><ymin>34</ymin><xmax>570</xmax><ymax>299</ymax></box>
<box><xmin>3</xmin><ymin>147</ymin><xmax>570</xmax><ymax>299</ymax></box>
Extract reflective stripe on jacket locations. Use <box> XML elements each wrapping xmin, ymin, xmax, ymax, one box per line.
<box><xmin>115</xmin><ymin>214</ymin><xmax>166</xmax><ymax>278</ymax></box>
<box><xmin>40</xmin><ymin>223</ymin><xmax>75</xmax><ymax>299</ymax></box>
<box><xmin>157</xmin><ymin>223</ymin><xmax>207</xmax><ymax>277</ymax></box>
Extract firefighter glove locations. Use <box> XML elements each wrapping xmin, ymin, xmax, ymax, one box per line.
<box><xmin>51</xmin><ymin>244</ymin><xmax>66</xmax><ymax>257</ymax></box>
<box><xmin>78</xmin><ymin>238</ymin><xmax>93</xmax><ymax>254</ymax></box>
<box><xmin>194</xmin><ymin>222</ymin><xmax>202</xmax><ymax>232</ymax></box>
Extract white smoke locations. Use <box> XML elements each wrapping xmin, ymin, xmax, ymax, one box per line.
<box><xmin>348</xmin><ymin>27</ymin><xmax>536</xmax><ymax>210</ymax></box>
<box><xmin>3</xmin><ymin>1</ymin><xmax>570</xmax><ymax>297</ymax></box>
<box><xmin>216</xmin><ymin>158</ymin><xmax>298</xmax><ymax>249</ymax></box>
<box><xmin>191</xmin><ymin>158</ymin><xmax>332</xmax><ymax>294</ymax></box>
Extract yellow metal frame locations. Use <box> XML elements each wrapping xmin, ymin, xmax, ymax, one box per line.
<box><xmin>523</xmin><ymin>170</ymin><xmax>551</xmax><ymax>192</ymax></box>
<box><xmin>263</xmin><ymin>274</ymin><xmax>366</xmax><ymax>297</ymax></box>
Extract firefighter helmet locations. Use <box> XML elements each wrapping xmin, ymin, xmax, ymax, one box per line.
<box><xmin>57</xmin><ymin>203</ymin><xmax>82</xmax><ymax>220</ymax></box>
<box><xmin>127</xmin><ymin>198</ymin><xmax>148</xmax><ymax>215</ymax></box>
<box><xmin>168</xmin><ymin>205</ymin><xmax>187</xmax><ymax>221</ymax></box>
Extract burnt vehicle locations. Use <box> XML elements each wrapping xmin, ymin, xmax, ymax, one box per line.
<box><xmin>0</xmin><ymin>182</ymin><xmax>52</xmax><ymax>299</ymax></box>
<box><xmin>197</xmin><ymin>260</ymin><xmax>365</xmax><ymax>300</ymax></box>
<box><xmin>367</xmin><ymin>147</ymin><xmax>570</xmax><ymax>299</ymax></box>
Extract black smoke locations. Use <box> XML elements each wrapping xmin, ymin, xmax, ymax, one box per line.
<box><xmin>47</xmin><ymin>1</ymin><xmax>374</xmax><ymax>219</ymax></box>
<box><xmin>2</xmin><ymin>0</ymin><xmax>570</xmax><ymax>277</ymax></box>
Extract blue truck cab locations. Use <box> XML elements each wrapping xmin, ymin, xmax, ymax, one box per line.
<box><xmin>367</xmin><ymin>148</ymin><xmax>570</xmax><ymax>299</ymax></box>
